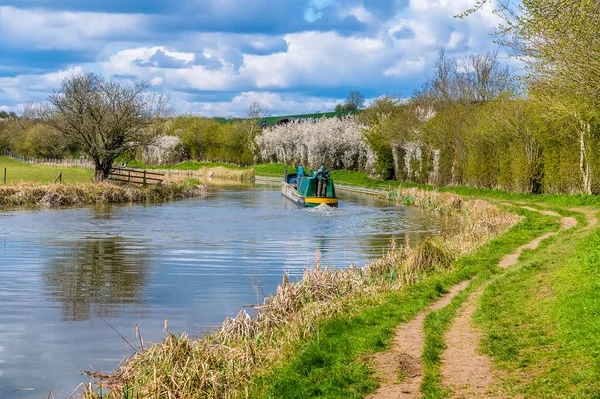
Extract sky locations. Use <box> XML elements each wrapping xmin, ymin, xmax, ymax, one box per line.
<box><xmin>0</xmin><ymin>0</ymin><xmax>505</xmax><ymax>117</ymax></box>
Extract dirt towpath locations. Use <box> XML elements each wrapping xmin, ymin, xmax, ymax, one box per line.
<box><xmin>440</xmin><ymin>207</ymin><xmax>577</xmax><ymax>399</ymax></box>
<box><xmin>367</xmin><ymin>279</ymin><xmax>472</xmax><ymax>399</ymax></box>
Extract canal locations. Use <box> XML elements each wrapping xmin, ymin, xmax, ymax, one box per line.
<box><xmin>0</xmin><ymin>183</ymin><xmax>449</xmax><ymax>398</ymax></box>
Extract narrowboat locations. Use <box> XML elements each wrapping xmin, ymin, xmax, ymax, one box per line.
<box><xmin>281</xmin><ymin>170</ymin><xmax>339</xmax><ymax>207</ymax></box>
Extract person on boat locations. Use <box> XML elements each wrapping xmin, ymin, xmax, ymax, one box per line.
<box><xmin>315</xmin><ymin>162</ymin><xmax>330</xmax><ymax>197</ymax></box>
<box><xmin>296</xmin><ymin>165</ymin><xmax>304</xmax><ymax>178</ymax></box>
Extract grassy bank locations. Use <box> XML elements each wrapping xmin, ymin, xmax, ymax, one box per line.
<box><xmin>475</xmin><ymin>214</ymin><xmax>600</xmax><ymax>398</ymax></box>
<box><xmin>0</xmin><ymin>180</ymin><xmax>206</xmax><ymax>207</ymax></box>
<box><xmin>0</xmin><ymin>156</ymin><xmax>93</xmax><ymax>183</ymax></box>
<box><xmin>82</xmin><ymin>188</ymin><xmax>519</xmax><ymax>399</ymax></box>
<box><xmin>196</xmin><ymin>166</ymin><xmax>254</xmax><ymax>181</ymax></box>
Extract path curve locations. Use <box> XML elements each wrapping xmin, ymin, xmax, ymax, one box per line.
<box><xmin>440</xmin><ymin>206</ymin><xmax>578</xmax><ymax>398</ymax></box>
<box><xmin>367</xmin><ymin>279</ymin><xmax>471</xmax><ymax>399</ymax></box>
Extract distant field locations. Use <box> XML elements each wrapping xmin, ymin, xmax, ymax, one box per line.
<box><xmin>128</xmin><ymin>160</ymin><xmax>292</xmax><ymax>177</ymax></box>
<box><xmin>0</xmin><ymin>156</ymin><xmax>93</xmax><ymax>184</ymax></box>
<box><xmin>261</xmin><ymin>110</ymin><xmax>360</xmax><ymax>126</ymax></box>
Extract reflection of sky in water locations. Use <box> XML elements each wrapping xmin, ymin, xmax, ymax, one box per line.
<box><xmin>0</xmin><ymin>184</ymin><xmax>450</xmax><ymax>398</ymax></box>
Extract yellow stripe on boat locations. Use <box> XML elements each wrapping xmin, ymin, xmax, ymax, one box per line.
<box><xmin>304</xmin><ymin>197</ymin><xmax>339</xmax><ymax>205</ymax></box>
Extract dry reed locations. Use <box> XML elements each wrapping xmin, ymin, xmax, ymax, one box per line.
<box><xmin>0</xmin><ymin>181</ymin><xmax>207</xmax><ymax>207</ymax></box>
<box><xmin>81</xmin><ymin>188</ymin><xmax>520</xmax><ymax>399</ymax></box>
<box><xmin>196</xmin><ymin>167</ymin><xmax>255</xmax><ymax>182</ymax></box>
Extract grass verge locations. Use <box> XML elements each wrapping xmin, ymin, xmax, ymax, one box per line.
<box><xmin>475</xmin><ymin>212</ymin><xmax>600</xmax><ymax>398</ymax></box>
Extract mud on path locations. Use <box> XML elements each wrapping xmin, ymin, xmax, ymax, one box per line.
<box><xmin>440</xmin><ymin>207</ymin><xmax>578</xmax><ymax>399</ymax></box>
<box><xmin>367</xmin><ymin>279</ymin><xmax>471</xmax><ymax>399</ymax></box>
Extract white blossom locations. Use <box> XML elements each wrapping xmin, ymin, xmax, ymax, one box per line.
<box><xmin>255</xmin><ymin>116</ymin><xmax>374</xmax><ymax>171</ymax></box>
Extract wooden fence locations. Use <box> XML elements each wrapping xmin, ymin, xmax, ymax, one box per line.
<box><xmin>108</xmin><ymin>167</ymin><xmax>164</xmax><ymax>186</ymax></box>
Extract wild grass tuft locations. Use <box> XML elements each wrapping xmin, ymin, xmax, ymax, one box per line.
<box><xmin>197</xmin><ymin>166</ymin><xmax>255</xmax><ymax>182</ymax></box>
<box><xmin>0</xmin><ymin>181</ymin><xmax>207</xmax><ymax>207</ymax></box>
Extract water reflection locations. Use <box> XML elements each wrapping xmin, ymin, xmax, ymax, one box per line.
<box><xmin>43</xmin><ymin>237</ymin><xmax>149</xmax><ymax>321</ymax></box>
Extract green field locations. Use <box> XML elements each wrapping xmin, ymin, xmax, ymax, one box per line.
<box><xmin>260</xmin><ymin>110</ymin><xmax>359</xmax><ymax>126</ymax></box>
<box><xmin>0</xmin><ymin>156</ymin><xmax>93</xmax><ymax>184</ymax></box>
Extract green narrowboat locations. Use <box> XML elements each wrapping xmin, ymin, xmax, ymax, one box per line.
<box><xmin>281</xmin><ymin>170</ymin><xmax>339</xmax><ymax>207</ymax></box>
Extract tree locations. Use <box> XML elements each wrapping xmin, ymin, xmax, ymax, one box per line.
<box><xmin>418</xmin><ymin>49</ymin><xmax>511</xmax><ymax>106</ymax></box>
<box><xmin>44</xmin><ymin>72</ymin><xmax>170</xmax><ymax>182</ymax></box>
<box><xmin>461</xmin><ymin>1</ymin><xmax>600</xmax><ymax>193</ymax></box>
<box><xmin>240</xmin><ymin>100</ymin><xmax>269</xmax><ymax>161</ymax></box>
<box><xmin>335</xmin><ymin>104</ymin><xmax>343</xmax><ymax>112</ymax></box>
<box><xmin>346</xmin><ymin>91</ymin><xmax>365</xmax><ymax>110</ymax></box>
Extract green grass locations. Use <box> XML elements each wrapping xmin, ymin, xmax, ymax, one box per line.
<box><xmin>418</xmin><ymin>207</ymin><xmax>584</xmax><ymax>399</ymax></box>
<box><xmin>436</xmin><ymin>186</ymin><xmax>600</xmax><ymax>207</ymax></box>
<box><xmin>260</xmin><ymin>110</ymin><xmax>360</xmax><ymax>126</ymax></box>
<box><xmin>0</xmin><ymin>156</ymin><xmax>93</xmax><ymax>184</ymax></box>
<box><xmin>475</xmin><ymin>213</ymin><xmax>600</xmax><ymax>398</ymax></box>
<box><xmin>250</xmin><ymin>208</ymin><xmax>559</xmax><ymax>399</ymax></box>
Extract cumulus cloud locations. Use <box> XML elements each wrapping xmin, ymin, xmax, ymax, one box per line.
<box><xmin>178</xmin><ymin>91</ymin><xmax>345</xmax><ymax>117</ymax></box>
<box><xmin>0</xmin><ymin>66</ymin><xmax>83</xmax><ymax>104</ymax></box>
<box><xmin>0</xmin><ymin>6</ymin><xmax>149</xmax><ymax>51</ymax></box>
<box><xmin>0</xmin><ymin>0</ymin><xmax>507</xmax><ymax>116</ymax></box>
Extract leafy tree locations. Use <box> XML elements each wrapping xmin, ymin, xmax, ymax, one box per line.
<box><xmin>43</xmin><ymin>72</ymin><xmax>170</xmax><ymax>182</ymax></box>
<box><xmin>334</xmin><ymin>104</ymin><xmax>343</xmax><ymax>112</ymax></box>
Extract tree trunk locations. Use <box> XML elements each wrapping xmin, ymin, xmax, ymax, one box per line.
<box><xmin>579</xmin><ymin>120</ymin><xmax>592</xmax><ymax>195</ymax></box>
<box><xmin>94</xmin><ymin>161</ymin><xmax>113</xmax><ymax>183</ymax></box>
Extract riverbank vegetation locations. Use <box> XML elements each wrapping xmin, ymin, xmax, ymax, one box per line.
<box><xmin>0</xmin><ymin>180</ymin><xmax>206</xmax><ymax>207</ymax></box>
<box><xmin>82</xmin><ymin>188</ymin><xmax>519</xmax><ymax>399</ymax></box>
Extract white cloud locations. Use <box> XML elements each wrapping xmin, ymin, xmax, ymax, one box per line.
<box><xmin>0</xmin><ymin>66</ymin><xmax>83</xmax><ymax>104</ymax></box>
<box><xmin>0</xmin><ymin>1</ymin><xmax>507</xmax><ymax>116</ymax></box>
<box><xmin>0</xmin><ymin>6</ymin><xmax>148</xmax><ymax>51</ymax></box>
<box><xmin>240</xmin><ymin>31</ymin><xmax>388</xmax><ymax>89</ymax></box>
<box><xmin>384</xmin><ymin>57</ymin><xmax>427</xmax><ymax>77</ymax></box>
<box><xmin>179</xmin><ymin>91</ymin><xmax>343</xmax><ymax>117</ymax></box>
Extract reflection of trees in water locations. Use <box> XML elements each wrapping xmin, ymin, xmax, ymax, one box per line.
<box><xmin>44</xmin><ymin>237</ymin><xmax>150</xmax><ymax>321</ymax></box>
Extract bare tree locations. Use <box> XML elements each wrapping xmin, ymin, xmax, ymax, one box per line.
<box><xmin>345</xmin><ymin>91</ymin><xmax>366</xmax><ymax>110</ymax></box>
<box><xmin>419</xmin><ymin>49</ymin><xmax>512</xmax><ymax>106</ymax></box>
<box><xmin>242</xmin><ymin>100</ymin><xmax>270</xmax><ymax>155</ymax></box>
<box><xmin>457</xmin><ymin>51</ymin><xmax>512</xmax><ymax>102</ymax></box>
<box><xmin>44</xmin><ymin>73</ymin><xmax>170</xmax><ymax>182</ymax></box>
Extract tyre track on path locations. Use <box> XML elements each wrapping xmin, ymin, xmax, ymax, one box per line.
<box><xmin>440</xmin><ymin>207</ymin><xmax>578</xmax><ymax>399</ymax></box>
<box><xmin>367</xmin><ymin>279</ymin><xmax>472</xmax><ymax>399</ymax></box>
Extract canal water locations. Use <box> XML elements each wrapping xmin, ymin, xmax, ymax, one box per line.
<box><xmin>0</xmin><ymin>183</ymin><xmax>449</xmax><ymax>398</ymax></box>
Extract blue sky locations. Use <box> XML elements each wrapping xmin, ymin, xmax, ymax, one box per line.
<box><xmin>0</xmin><ymin>0</ymin><xmax>505</xmax><ymax>117</ymax></box>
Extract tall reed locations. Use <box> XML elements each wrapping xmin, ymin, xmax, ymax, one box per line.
<box><xmin>0</xmin><ymin>181</ymin><xmax>207</xmax><ymax>207</ymax></box>
<box><xmin>196</xmin><ymin>167</ymin><xmax>255</xmax><ymax>182</ymax></box>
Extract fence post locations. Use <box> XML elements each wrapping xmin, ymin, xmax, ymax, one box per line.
<box><xmin>128</xmin><ymin>169</ymin><xmax>131</xmax><ymax>183</ymax></box>
<box><xmin>3</xmin><ymin>167</ymin><xmax>6</xmax><ymax>184</ymax></box>
<box><xmin>143</xmin><ymin>170</ymin><xmax>147</xmax><ymax>187</ymax></box>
